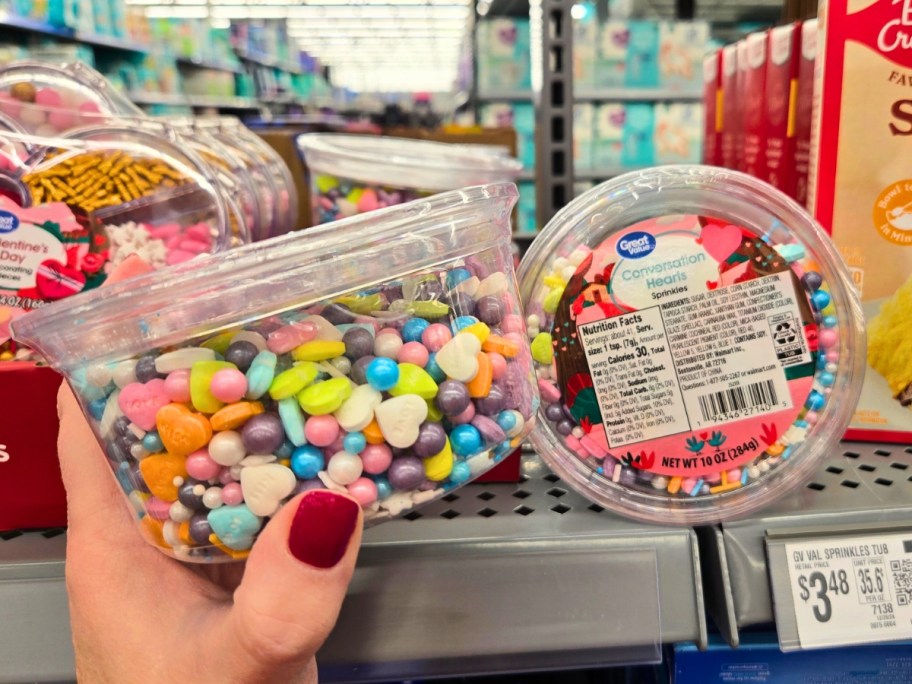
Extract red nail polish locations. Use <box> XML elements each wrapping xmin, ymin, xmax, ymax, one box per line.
<box><xmin>288</xmin><ymin>491</ymin><xmax>359</xmax><ymax>568</ymax></box>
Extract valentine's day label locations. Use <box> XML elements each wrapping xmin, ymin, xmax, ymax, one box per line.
<box><xmin>772</xmin><ymin>532</ymin><xmax>912</xmax><ymax>650</ymax></box>
<box><xmin>553</xmin><ymin>215</ymin><xmax>817</xmax><ymax>477</ymax></box>
<box><xmin>0</xmin><ymin>198</ymin><xmax>103</xmax><ymax>313</ymax></box>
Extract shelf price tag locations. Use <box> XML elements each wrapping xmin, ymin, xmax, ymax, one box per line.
<box><xmin>776</xmin><ymin>532</ymin><xmax>912</xmax><ymax>649</ymax></box>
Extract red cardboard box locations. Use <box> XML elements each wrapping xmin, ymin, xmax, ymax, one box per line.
<box><xmin>702</xmin><ymin>50</ymin><xmax>723</xmax><ymax>165</ymax></box>
<box><xmin>793</xmin><ymin>19</ymin><xmax>818</xmax><ymax>208</ymax></box>
<box><xmin>742</xmin><ymin>32</ymin><xmax>769</xmax><ymax>178</ymax></box>
<box><xmin>764</xmin><ymin>23</ymin><xmax>802</xmax><ymax>197</ymax></box>
<box><xmin>722</xmin><ymin>42</ymin><xmax>743</xmax><ymax>170</ymax></box>
<box><xmin>0</xmin><ymin>364</ymin><xmax>66</xmax><ymax>531</ymax></box>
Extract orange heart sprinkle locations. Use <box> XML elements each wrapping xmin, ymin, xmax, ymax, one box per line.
<box><xmin>156</xmin><ymin>403</ymin><xmax>212</xmax><ymax>457</ymax></box>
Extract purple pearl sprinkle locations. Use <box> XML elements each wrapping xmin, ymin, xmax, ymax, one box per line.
<box><xmin>241</xmin><ymin>413</ymin><xmax>285</xmax><ymax>454</ymax></box>
<box><xmin>388</xmin><ymin>456</ymin><xmax>426</xmax><ymax>490</ymax></box>
<box><xmin>343</xmin><ymin>327</ymin><xmax>374</xmax><ymax>360</ymax></box>
<box><xmin>436</xmin><ymin>380</ymin><xmax>471</xmax><ymax>416</ymax></box>
<box><xmin>471</xmin><ymin>414</ymin><xmax>506</xmax><ymax>443</ymax></box>
<box><xmin>475</xmin><ymin>295</ymin><xmax>505</xmax><ymax>325</ymax></box>
<box><xmin>188</xmin><ymin>513</ymin><xmax>212</xmax><ymax>545</ymax></box>
<box><xmin>413</xmin><ymin>422</ymin><xmax>448</xmax><ymax>458</ymax></box>
<box><xmin>475</xmin><ymin>384</ymin><xmax>506</xmax><ymax>415</ymax></box>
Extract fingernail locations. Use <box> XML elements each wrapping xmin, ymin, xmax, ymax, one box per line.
<box><xmin>288</xmin><ymin>491</ymin><xmax>359</xmax><ymax>568</ymax></box>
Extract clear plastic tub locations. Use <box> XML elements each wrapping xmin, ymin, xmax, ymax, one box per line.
<box><xmin>12</xmin><ymin>183</ymin><xmax>538</xmax><ymax>562</ymax></box>
<box><xmin>0</xmin><ymin>61</ymin><xmax>141</xmax><ymax>136</ymax></box>
<box><xmin>230</xmin><ymin>123</ymin><xmax>298</xmax><ymax>235</ymax></box>
<box><xmin>518</xmin><ymin>166</ymin><xmax>865</xmax><ymax>525</ymax></box>
<box><xmin>298</xmin><ymin>133</ymin><xmax>523</xmax><ymax>225</ymax></box>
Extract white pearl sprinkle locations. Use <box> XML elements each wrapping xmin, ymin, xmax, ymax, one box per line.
<box><xmin>202</xmin><ymin>487</ymin><xmax>223</xmax><ymax>509</ymax></box>
<box><xmin>193</xmin><ymin>484</ymin><xmax>206</xmax><ymax>496</ymax></box>
<box><xmin>169</xmin><ymin>501</ymin><xmax>193</xmax><ymax>523</ymax></box>
<box><xmin>172</xmin><ymin>476</ymin><xmax>184</xmax><ymax>487</ymax></box>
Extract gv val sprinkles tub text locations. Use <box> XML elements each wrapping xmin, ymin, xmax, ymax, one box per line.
<box><xmin>12</xmin><ymin>183</ymin><xmax>538</xmax><ymax>561</ymax></box>
<box><xmin>519</xmin><ymin>166</ymin><xmax>864</xmax><ymax>524</ymax></box>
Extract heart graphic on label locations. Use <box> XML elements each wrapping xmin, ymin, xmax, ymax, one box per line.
<box><xmin>35</xmin><ymin>259</ymin><xmax>86</xmax><ymax>300</ymax></box>
<box><xmin>706</xmin><ymin>280</ymin><xmax>719</xmax><ymax>291</ymax></box>
<box><xmin>700</xmin><ymin>224</ymin><xmax>742</xmax><ymax>263</ymax></box>
<box><xmin>156</xmin><ymin>403</ymin><xmax>213</xmax><ymax>457</ymax></box>
<box><xmin>118</xmin><ymin>379</ymin><xmax>170</xmax><ymax>431</ymax></box>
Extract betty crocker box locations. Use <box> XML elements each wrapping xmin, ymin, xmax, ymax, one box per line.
<box><xmin>809</xmin><ymin>0</ymin><xmax>912</xmax><ymax>441</ymax></box>
<box><xmin>763</xmin><ymin>23</ymin><xmax>802</xmax><ymax>198</ymax></box>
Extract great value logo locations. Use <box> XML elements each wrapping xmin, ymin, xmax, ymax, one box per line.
<box><xmin>616</xmin><ymin>231</ymin><xmax>657</xmax><ymax>259</ymax></box>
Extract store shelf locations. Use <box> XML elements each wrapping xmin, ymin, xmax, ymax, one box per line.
<box><xmin>0</xmin><ymin>453</ymin><xmax>706</xmax><ymax>683</ymax></box>
<box><xmin>236</xmin><ymin>50</ymin><xmax>303</xmax><ymax>74</ymax></box>
<box><xmin>575</xmin><ymin>88</ymin><xmax>703</xmax><ymax>102</ymax></box>
<box><xmin>129</xmin><ymin>92</ymin><xmax>261</xmax><ymax>110</ymax></box>
<box><xmin>698</xmin><ymin>442</ymin><xmax>912</xmax><ymax>648</ymax></box>
<box><xmin>0</xmin><ymin>13</ymin><xmax>150</xmax><ymax>55</ymax></box>
<box><xmin>477</xmin><ymin>89</ymin><xmax>535</xmax><ymax>101</ymax></box>
<box><xmin>176</xmin><ymin>56</ymin><xmax>243</xmax><ymax>74</ymax></box>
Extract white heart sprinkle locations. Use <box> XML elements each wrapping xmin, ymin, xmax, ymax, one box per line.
<box><xmin>240</xmin><ymin>464</ymin><xmax>296</xmax><ymax>516</ymax></box>
<box><xmin>475</xmin><ymin>272</ymin><xmax>508</xmax><ymax>298</ymax></box>
<box><xmin>434</xmin><ymin>333</ymin><xmax>481</xmax><ymax>382</ymax></box>
<box><xmin>334</xmin><ymin>384</ymin><xmax>382</xmax><ymax>432</ymax></box>
<box><xmin>374</xmin><ymin>395</ymin><xmax>428</xmax><ymax>448</ymax></box>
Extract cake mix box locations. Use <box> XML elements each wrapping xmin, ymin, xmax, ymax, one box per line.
<box><xmin>654</xmin><ymin>102</ymin><xmax>703</xmax><ymax>163</ymax></box>
<box><xmin>793</xmin><ymin>19</ymin><xmax>818</xmax><ymax>207</ymax></box>
<box><xmin>594</xmin><ymin>103</ymin><xmax>625</xmax><ymax>168</ymax></box>
<box><xmin>742</xmin><ymin>31</ymin><xmax>769</xmax><ymax>178</ymax></box>
<box><xmin>596</xmin><ymin>21</ymin><xmax>629</xmax><ymax>88</ymax></box>
<box><xmin>720</xmin><ymin>43</ymin><xmax>739</xmax><ymax>168</ymax></box>
<box><xmin>809</xmin><ymin>0</ymin><xmax>912</xmax><ymax>441</ymax></box>
<box><xmin>734</xmin><ymin>39</ymin><xmax>749</xmax><ymax>170</ymax></box>
<box><xmin>573</xmin><ymin>103</ymin><xmax>594</xmax><ymax>170</ymax></box>
<box><xmin>703</xmin><ymin>49</ymin><xmax>722</xmax><ymax>165</ymax></box>
<box><xmin>658</xmin><ymin>20</ymin><xmax>710</xmax><ymax>92</ymax></box>
<box><xmin>764</xmin><ymin>23</ymin><xmax>802</xmax><ymax>197</ymax></box>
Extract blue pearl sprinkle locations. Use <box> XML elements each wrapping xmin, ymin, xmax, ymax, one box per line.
<box><xmin>496</xmin><ymin>410</ymin><xmax>518</xmax><ymax>432</ymax></box>
<box><xmin>343</xmin><ymin>431</ymin><xmax>367</xmax><ymax>454</ymax></box>
<box><xmin>817</xmin><ymin>354</ymin><xmax>828</xmax><ymax>369</ymax></box>
<box><xmin>290</xmin><ymin>445</ymin><xmax>324</xmax><ymax>480</ymax></box>
<box><xmin>365</xmin><ymin>357</ymin><xmax>400</xmax><ymax>391</ymax></box>
<box><xmin>449</xmin><ymin>461</ymin><xmax>472</xmax><ymax>484</ymax></box>
<box><xmin>450</xmin><ymin>424</ymin><xmax>483</xmax><ymax>456</ymax></box>
<box><xmin>374</xmin><ymin>477</ymin><xmax>392</xmax><ymax>499</ymax></box>
<box><xmin>401</xmin><ymin>318</ymin><xmax>430</xmax><ymax>343</ymax></box>
<box><xmin>823</xmin><ymin>315</ymin><xmax>838</xmax><ymax>328</ymax></box>
<box><xmin>425</xmin><ymin>353</ymin><xmax>446</xmax><ymax>383</ymax></box>
<box><xmin>818</xmin><ymin>371</ymin><xmax>836</xmax><ymax>387</ymax></box>
<box><xmin>805</xmin><ymin>390</ymin><xmax>825</xmax><ymax>411</ymax></box>
<box><xmin>811</xmin><ymin>290</ymin><xmax>831</xmax><ymax>310</ymax></box>
<box><xmin>452</xmin><ymin>315</ymin><xmax>479</xmax><ymax>333</ymax></box>
<box><xmin>446</xmin><ymin>268</ymin><xmax>472</xmax><ymax>289</ymax></box>
<box><xmin>142</xmin><ymin>431</ymin><xmax>163</xmax><ymax>453</ymax></box>
<box><xmin>88</xmin><ymin>398</ymin><xmax>107</xmax><ymax>420</ymax></box>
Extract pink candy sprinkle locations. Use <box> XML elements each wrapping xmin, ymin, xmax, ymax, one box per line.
<box><xmin>210</xmin><ymin>368</ymin><xmax>248</xmax><ymax>403</ymax></box>
<box><xmin>305</xmin><ymin>414</ymin><xmax>340</xmax><ymax>447</ymax></box>
<box><xmin>818</xmin><ymin>329</ymin><xmax>838</xmax><ymax>348</ymax></box>
<box><xmin>164</xmin><ymin>369</ymin><xmax>191</xmax><ymax>403</ymax></box>
<box><xmin>221</xmin><ymin>482</ymin><xmax>243</xmax><ymax>506</ymax></box>
<box><xmin>145</xmin><ymin>497</ymin><xmax>172</xmax><ymax>520</ymax></box>
<box><xmin>538</xmin><ymin>379</ymin><xmax>561</xmax><ymax>403</ymax></box>
<box><xmin>488</xmin><ymin>352</ymin><xmax>507</xmax><ymax>380</ymax></box>
<box><xmin>186</xmin><ymin>450</ymin><xmax>221</xmax><ymax>480</ymax></box>
<box><xmin>398</xmin><ymin>341</ymin><xmax>429</xmax><ymax>367</ymax></box>
<box><xmin>347</xmin><ymin>477</ymin><xmax>379</xmax><ymax>507</ymax></box>
<box><xmin>450</xmin><ymin>403</ymin><xmax>476</xmax><ymax>424</ymax></box>
<box><xmin>361</xmin><ymin>444</ymin><xmax>393</xmax><ymax>474</ymax></box>
<box><xmin>501</xmin><ymin>314</ymin><xmax>525</xmax><ymax>335</ymax></box>
<box><xmin>421</xmin><ymin>323</ymin><xmax>452</xmax><ymax>352</ymax></box>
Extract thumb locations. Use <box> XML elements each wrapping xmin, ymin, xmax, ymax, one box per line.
<box><xmin>219</xmin><ymin>490</ymin><xmax>363</xmax><ymax>682</ymax></box>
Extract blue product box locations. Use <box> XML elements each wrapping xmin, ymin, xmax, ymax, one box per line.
<box><xmin>625</xmin><ymin>21</ymin><xmax>660</xmax><ymax>88</ymax></box>
<box><xmin>573</xmin><ymin>103</ymin><xmax>594</xmax><ymax>170</ymax></box>
<box><xmin>621</xmin><ymin>103</ymin><xmax>655</xmax><ymax>167</ymax></box>
<box><xmin>573</xmin><ymin>6</ymin><xmax>598</xmax><ymax>89</ymax></box>
<box><xmin>517</xmin><ymin>181</ymin><xmax>536</xmax><ymax>234</ymax></box>
<box><xmin>674</xmin><ymin>633</ymin><xmax>912</xmax><ymax>684</ymax></box>
<box><xmin>479</xmin><ymin>102</ymin><xmax>536</xmax><ymax>170</ymax></box>
<box><xmin>597</xmin><ymin>20</ymin><xmax>629</xmax><ymax>88</ymax></box>
<box><xmin>594</xmin><ymin>103</ymin><xmax>624</xmax><ymax>168</ymax></box>
<box><xmin>476</xmin><ymin>18</ymin><xmax>531</xmax><ymax>91</ymax></box>
<box><xmin>654</xmin><ymin>102</ymin><xmax>704</xmax><ymax>164</ymax></box>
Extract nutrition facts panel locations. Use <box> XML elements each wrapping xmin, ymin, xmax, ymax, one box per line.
<box><xmin>577</xmin><ymin>272</ymin><xmax>807</xmax><ymax>448</ymax></box>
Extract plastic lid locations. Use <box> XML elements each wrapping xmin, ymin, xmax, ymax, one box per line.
<box><xmin>518</xmin><ymin>166</ymin><xmax>865</xmax><ymax>525</ymax></box>
<box><xmin>13</xmin><ymin>182</ymin><xmax>518</xmax><ymax>370</ymax></box>
<box><xmin>297</xmin><ymin>133</ymin><xmax>523</xmax><ymax>191</ymax></box>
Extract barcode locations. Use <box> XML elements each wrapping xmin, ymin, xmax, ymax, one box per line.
<box><xmin>697</xmin><ymin>380</ymin><xmax>778</xmax><ymax>422</ymax></box>
<box><xmin>890</xmin><ymin>558</ymin><xmax>912</xmax><ymax>606</ymax></box>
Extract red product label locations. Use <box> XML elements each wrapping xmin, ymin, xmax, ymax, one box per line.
<box><xmin>793</xmin><ymin>20</ymin><xmax>817</xmax><ymax>208</ymax></box>
<box><xmin>703</xmin><ymin>51</ymin><xmax>723</xmax><ymax>165</ymax></box>
<box><xmin>742</xmin><ymin>32</ymin><xmax>769</xmax><ymax>178</ymax></box>
<box><xmin>720</xmin><ymin>44</ymin><xmax>739</xmax><ymax>169</ymax></box>
<box><xmin>0</xmin><ymin>364</ymin><xmax>66</xmax><ymax>531</ymax></box>
<box><xmin>764</xmin><ymin>23</ymin><xmax>802</xmax><ymax>198</ymax></box>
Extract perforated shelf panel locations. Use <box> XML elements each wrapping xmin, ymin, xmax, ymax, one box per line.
<box><xmin>698</xmin><ymin>442</ymin><xmax>912</xmax><ymax>647</ymax></box>
<box><xmin>0</xmin><ymin>454</ymin><xmax>705</xmax><ymax>684</ymax></box>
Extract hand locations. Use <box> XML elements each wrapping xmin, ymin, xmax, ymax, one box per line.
<box><xmin>57</xmin><ymin>256</ymin><xmax>363</xmax><ymax>683</ymax></box>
